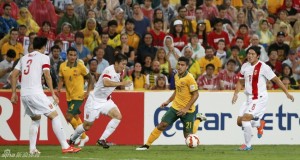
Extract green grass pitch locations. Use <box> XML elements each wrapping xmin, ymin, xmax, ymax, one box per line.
<box><xmin>1</xmin><ymin>145</ymin><xmax>300</xmax><ymax>160</ymax></box>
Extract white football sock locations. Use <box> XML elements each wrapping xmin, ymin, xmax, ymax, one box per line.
<box><xmin>242</xmin><ymin>121</ymin><xmax>252</xmax><ymax>147</ymax></box>
<box><xmin>71</xmin><ymin>124</ymin><xmax>85</xmax><ymax>141</ymax></box>
<box><xmin>251</xmin><ymin>120</ymin><xmax>260</xmax><ymax>128</ymax></box>
<box><xmin>52</xmin><ymin>116</ymin><xmax>69</xmax><ymax>149</ymax></box>
<box><xmin>100</xmin><ymin>119</ymin><xmax>121</xmax><ymax>140</ymax></box>
<box><xmin>29</xmin><ymin>120</ymin><xmax>40</xmax><ymax>151</ymax></box>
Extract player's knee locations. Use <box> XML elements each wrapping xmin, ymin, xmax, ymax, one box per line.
<box><xmin>83</xmin><ymin>123</ymin><xmax>92</xmax><ymax>131</ymax></box>
<box><xmin>242</xmin><ymin>114</ymin><xmax>253</xmax><ymax>121</ymax></box>
<box><xmin>157</xmin><ymin>122</ymin><xmax>168</xmax><ymax>131</ymax></box>
<box><xmin>115</xmin><ymin>113</ymin><xmax>122</xmax><ymax>120</ymax></box>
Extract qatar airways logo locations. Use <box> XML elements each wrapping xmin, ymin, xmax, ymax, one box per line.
<box><xmin>153</xmin><ymin>105</ymin><xmax>300</xmax><ymax>137</ymax></box>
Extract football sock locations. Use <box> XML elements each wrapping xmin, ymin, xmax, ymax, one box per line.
<box><xmin>70</xmin><ymin>117</ymin><xmax>79</xmax><ymax>129</ymax></box>
<box><xmin>251</xmin><ymin>120</ymin><xmax>260</xmax><ymax>128</ymax></box>
<box><xmin>242</xmin><ymin>121</ymin><xmax>252</xmax><ymax>147</ymax></box>
<box><xmin>146</xmin><ymin>127</ymin><xmax>162</xmax><ymax>146</ymax></box>
<box><xmin>71</xmin><ymin>124</ymin><xmax>85</xmax><ymax>141</ymax></box>
<box><xmin>52</xmin><ymin>116</ymin><xmax>69</xmax><ymax>149</ymax></box>
<box><xmin>193</xmin><ymin>119</ymin><xmax>200</xmax><ymax>134</ymax></box>
<box><xmin>76</xmin><ymin>117</ymin><xmax>87</xmax><ymax>139</ymax></box>
<box><xmin>100</xmin><ymin>119</ymin><xmax>121</xmax><ymax>140</ymax></box>
<box><xmin>29</xmin><ymin>120</ymin><xmax>40</xmax><ymax>151</ymax></box>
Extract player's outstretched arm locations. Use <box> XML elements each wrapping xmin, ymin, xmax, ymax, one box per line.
<box><xmin>232</xmin><ymin>79</ymin><xmax>244</xmax><ymax>104</ymax></box>
<box><xmin>271</xmin><ymin>76</ymin><xmax>294</xmax><ymax>102</ymax></box>
<box><xmin>43</xmin><ymin>70</ymin><xmax>59</xmax><ymax>104</ymax></box>
<box><xmin>103</xmin><ymin>78</ymin><xmax>131</xmax><ymax>87</ymax></box>
<box><xmin>10</xmin><ymin>69</ymin><xmax>20</xmax><ymax>104</ymax></box>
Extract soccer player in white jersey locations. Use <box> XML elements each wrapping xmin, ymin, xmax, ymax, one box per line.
<box><xmin>232</xmin><ymin>46</ymin><xmax>294</xmax><ymax>151</ymax></box>
<box><xmin>69</xmin><ymin>53</ymin><xmax>132</xmax><ymax>149</ymax></box>
<box><xmin>10</xmin><ymin>37</ymin><xmax>81</xmax><ymax>154</ymax></box>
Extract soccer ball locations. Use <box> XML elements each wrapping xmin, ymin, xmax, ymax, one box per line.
<box><xmin>185</xmin><ymin>134</ymin><xmax>200</xmax><ymax>148</ymax></box>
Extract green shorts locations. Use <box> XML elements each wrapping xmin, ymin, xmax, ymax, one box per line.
<box><xmin>161</xmin><ymin>107</ymin><xmax>196</xmax><ymax>134</ymax></box>
<box><xmin>67</xmin><ymin>100</ymin><xmax>83</xmax><ymax>115</ymax></box>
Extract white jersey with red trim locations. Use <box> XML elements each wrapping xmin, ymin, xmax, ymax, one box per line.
<box><xmin>92</xmin><ymin>65</ymin><xmax>121</xmax><ymax>102</ymax></box>
<box><xmin>238</xmin><ymin>61</ymin><xmax>276</xmax><ymax>99</ymax></box>
<box><xmin>15</xmin><ymin>51</ymin><xmax>51</xmax><ymax>96</ymax></box>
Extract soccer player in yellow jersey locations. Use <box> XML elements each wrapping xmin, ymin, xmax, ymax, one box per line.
<box><xmin>136</xmin><ymin>56</ymin><xmax>206</xmax><ymax>150</ymax></box>
<box><xmin>57</xmin><ymin>47</ymin><xmax>93</xmax><ymax>147</ymax></box>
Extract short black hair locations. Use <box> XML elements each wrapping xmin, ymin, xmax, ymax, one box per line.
<box><xmin>206</xmin><ymin>63</ymin><xmax>215</xmax><ymax>70</ymax></box>
<box><xmin>42</xmin><ymin>21</ymin><xmax>51</xmax><ymax>27</ymax></box>
<box><xmin>51</xmin><ymin>45</ymin><xmax>61</xmax><ymax>52</ymax></box>
<box><xmin>125</xmin><ymin>18</ymin><xmax>135</xmax><ymax>25</ymax></box>
<box><xmin>33</xmin><ymin>37</ymin><xmax>48</xmax><ymax>50</ymax></box>
<box><xmin>18</xmin><ymin>25</ymin><xmax>27</xmax><ymax>29</ymax></box>
<box><xmin>3</xmin><ymin>3</ymin><xmax>10</xmax><ymax>9</ymax></box>
<box><xmin>231</xmin><ymin>45</ymin><xmax>240</xmax><ymax>51</ymax></box>
<box><xmin>115</xmin><ymin>53</ymin><xmax>128</xmax><ymax>63</ymax></box>
<box><xmin>226</xmin><ymin>59</ymin><xmax>237</xmax><ymax>65</ymax></box>
<box><xmin>107</xmin><ymin>20</ymin><xmax>118</xmax><ymax>27</ymax></box>
<box><xmin>75</xmin><ymin>31</ymin><xmax>84</xmax><ymax>39</ymax></box>
<box><xmin>92</xmin><ymin>46</ymin><xmax>102</xmax><ymax>56</ymax></box>
<box><xmin>246</xmin><ymin>46</ymin><xmax>261</xmax><ymax>56</ymax></box>
<box><xmin>67</xmin><ymin>47</ymin><xmax>77</xmax><ymax>54</ymax></box>
<box><xmin>153</xmin><ymin>18</ymin><xmax>163</xmax><ymax>24</ymax></box>
<box><xmin>268</xmin><ymin>48</ymin><xmax>278</xmax><ymax>56</ymax></box>
<box><xmin>88</xmin><ymin>58</ymin><xmax>98</xmax><ymax>65</ymax></box>
<box><xmin>6</xmin><ymin>49</ymin><xmax>16</xmax><ymax>58</ymax></box>
<box><xmin>178</xmin><ymin>56</ymin><xmax>189</xmax><ymax>66</ymax></box>
<box><xmin>10</xmin><ymin>28</ymin><xmax>18</xmax><ymax>34</ymax></box>
<box><xmin>205</xmin><ymin>45</ymin><xmax>214</xmax><ymax>50</ymax></box>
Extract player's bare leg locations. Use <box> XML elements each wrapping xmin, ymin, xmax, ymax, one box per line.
<box><xmin>97</xmin><ymin>107</ymin><xmax>122</xmax><ymax>149</ymax></box>
<box><xmin>47</xmin><ymin>111</ymin><xmax>81</xmax><ymax>153</ymax></box>
<box><xmin>29</xmin><ymin>115</ymin><xmax>41</xmax><ymax>155</ymax></box>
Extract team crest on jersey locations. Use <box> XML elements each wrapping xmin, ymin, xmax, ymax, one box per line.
<box><xmin>49</xmin><ymin>104</ymin><xmax>53</xmax><ymax>109</ymax></box>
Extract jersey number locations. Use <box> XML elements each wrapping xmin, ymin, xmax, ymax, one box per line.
<box><xmin>23</xmin><ymin>59</ymin><xmax>33</xmax><ymax>75</ymax></box>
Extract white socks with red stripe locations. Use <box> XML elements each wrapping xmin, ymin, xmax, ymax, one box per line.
<box><xmin>52</xmin><ymin>116</ymin><xmax>69</xmax><ymax>149</ymax></box>
<box><xmin>29</xmin><ymin>120</ymin><xmax>40</xmax><ymax>151</ymax></box>
<box><xmin>242</xmin><ymin>121</ymin><xmax>252</xmax><ymax>147</ymax></box>
<box><xmin>100</xmin><ymin>119</ymin><xmax>121</xmax><ymax>140</ymax></box>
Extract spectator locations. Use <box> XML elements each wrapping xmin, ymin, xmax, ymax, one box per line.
<box><xmin>279</xmin><ymin>64</ymin><xmax>299</xmax><ymax>89</ymax></box>
<box><xmin>0</xmin><ymin>49</ymin><xmax>15</xmax><ymax>86</ymax></box>
<box><xmin>266</xmin><ymin>49</ymin><xmax>283</xmax><ymax>76</ymax></box>
<box><xmin>267</xmin><ymin>0</ymin><xmax>284</xmax><ymax>16</ymax></box>
<box><xmin>81</xmin><ymin>18</ymin><xmax>101</xmax><ymax>52</ymax></box>
<box><xmin>49</xmin><ymin>45</ymin><xmax>64</xmax><ymax>86</ymax></box>
<box><xmin>29</xmin><ymin>0</ymin><xmax>57</xmax><ymax>32</ymax></box>
<box><xmin>17</xmin><ymin>25</ymin><xmax>27</xmax><ymax>44</ymax></box>
<box><xmin>155</xmin><ymin>0</ymin><xmax>176</xmax><ymax>30</ymax></box>
<box><xmin>256</xmin><ymin>19</ymin><xmax>274</xmax><ymax>50</ymax></box>
<box><xmin>150</xmin><ymin>18</ymin><xmax>166</xmax><ymax>48</ymax></box>
<box><xmin>273</xmin><ymin>10</ymin><xmax>294</xmax><ymax>36</ymax></box>
<box><xmin>145</xmin><ymin>60</ymin><xmax>169</xmax><ymax>89</ymax></box>
<box><xmin>232</xmin><ymin>11</ymin><xmax>246</xmax><ymax>33</ymax></box>
<box><xmin>182</xmin><ymin>46</ymin><xmax>201</xmax><ymax>79</ymax></box>
<box><xmin>282</xmin><ymin>50</ymin><xmax>300</xmax><ymax>79</ymax></box>
<box><xmin>250</xmin><ymin>9</ymin><xmax>268</xmax><ymax>34</ymax></box>
<box><xmin>195</xmin><ymin>20</ymin><xmax>208</xmax><ymax>48</ymax></box>
<box><xmin>71</xmin><ymin>31</ymin><xmax>91</xmax><ymax>64</ymax></box>
<box><xmin>170</xmin><ymin>19</ymin><xmax>188</xmax><ymax>51</ymax></box>
<box><xmin>211</xmin><ymin>5</ymin><xmax>232</xmax><ymax>29</ymax></box>
<box><xmin>37</xmin><ymin>21</ymin><xmax>56</xmax><ymax>41</ymax></box>
<box><xmin>141</xmin><ymin>0</ymin><xmax>154</xmax><ymax>23</ymax></box>
<box><xmin>185</xmin><ymin>0</ymin><xmax>196</xmax><ymax>21</ymax></box>
<box><xmin>129</xmin><ymin>62</ymin><xmax>147</xmax><ymax>90</ymax></box>
<box><xmin>215</xmin><ymin>39</ymin><xmax>227</xmax><ymax>65</ymax></box>
<box><xmin>113</xmin><ymin>7</ymin><xmax>125</xmax><ymax>34</ymax></box>
<box><xmin>163</xmin><ymin>35</ymin><xmax>182</xmax><ymax>70</ymax></box>
<box><xmin>0</xmin><ymin>3</ymin><xmax>18</xmax><ymax>39</ymax></box>
<box><xmin>88</xmin><ymin>58</ymin><xmax>100</xmax><ymax>82</ymax></box>
<box><xmin>92</xmin><ymin>46</ymin><xmax>109</xmax><ymax>75</ymax></box>
<box><xmin>53</xmin><ymin>39</ymin><xmax>67</xmax><ymax>61</ymax></box>
<box><xmin>115</xmin><ymin>33</ymin><xmax>135</xmax><ymax>67</ymax></box>
<box><xmin>198</xmin><ymin>46</ymin><xmax>222</xmax><ymax>75</ymax></box>
<box><xmin>141</xmin><ymin>55</ymin><xmax>153</xmax><ymax>75</ymax></box>
<box><xmin>207</xmin><ymin>18</ymin><xmax>230</xmax><ymax>51</ymax></box>
<box><xmin>197</xmin><ymin>63</ymin><xmax>220</xmax><ymax>90</ymax></box>
<box><xmin>1</xmin><ymin>28</ymin><xmax>23</xmax><ymax>60</ymax></box>
<box><xmin>56</xmin><ymin>22</ymin><xmax>75</xmax><ymax>44</ymax></box>
<box><xmin>222</xmin><ymin>0</ymin><xmax>238</xmax><ymax>22</ymax></box>
<box><xmin>280</xmin><ymin>76</ymin><xmax>293</xmax><ymax>90</ymax></box>
<box><xmin>245</xmin><ymin>34</ymin><xmax>268</xmax><ymax>62</ymax></box>
<box><xmin>23</xmin><ymin>32</ymin><xmax>37</xmax><ymax>56</ymax></box>
<box><xmin>94</xmin><ymin>0</ymin><xmax>112</xmax><ymax>29</ymax></box>
<box><xmin>152</xmin><ymin>8</ymin><xmax>168</xmax><ymax>32</ymax></box>
<box><xmin>231</xmin><ymin>37</ymin><xmax>246</xmax><ymax>62</ymax></box>
<box><xmin>200</xmin><ymin>0</ymin><xmax>219</xmax><ymax>21</ymax></box>
<box><xmin>75</xmin><ymin>0</ymin><xmax>95</xmax><ymax>21</ymax></box>
<box><xmin>231</xmin><ymin>24</ymin><xmax>251</xmax><ymax>49</ymax></box>
<box><xmin>226</xmin><ymin>45</ymin><xmax>242</xmax><ymax>73</ymax></box>
<box><xmin>136</xmin><ymin>33</ymin><xmax>157</xmax><ymax>64</ymax></box>
<box><xmin>17</xmin><ymin>7</ymin><xmax>39</xmax><ymax>35</ymax></box>
<box><xmin>0</xmin><ymin>0</ymin><xmax>19</xmax><ymax>20</ymax></box>
<box><xmin>279</xmin><ymin>22</ymin><xmax>294</xmax><ymax>45</ymax></box>
<box><xmin>266</xmin><ymin>80</ymin><xmax>275</xmax><ymax>90</ymax></box>
<box><xmin>243</xmin><ymin>0</ymin><xmax>257</xmax><ymax>28</ymax></box>
<box><xmin>81</xmin><ymin>10</ymin><xmax>103</xmax><ymax>35</ymax></box>
<box><xmin>218</xmin><ymin>59</ymin><xmax>239</xmax><ymax>90</ymax></box>
<box><xmin>154</xmin><ymin>47</ymin><xmax>172</xmax><ymax>77</ymax></box>
<box><xmin>187</xmin><ymin>33</ymin><xmax>205</xmax><ymax>60</ymax></box>
<box><xmin>124</xmin><ymin>18</ymin><xmax>140</xmax><ymax>51</ymax></box>
<box><xmin>268</xmin><ymin>31</ymin><xmax>290</xmax><ymax>62</ymax></box>
<box><xmin>171</xmin><ymin>6</ymin><xmax>194</xmax><ymax>35</ymax></box>
<box><xmin>132</xmin><ymin>3</ymin><xmax>151</xmax><ymax>37</ymax></box>
<box><xmin>105</xmin><ymin>0</ymin><xmax>120</xmax><ymax>16</ymax></box>
<box><xmin>107</xmin><ymin>20</ymin><xmax>121</xmax><ymax>48</ymax></box>
<box><xmin>192</xmin><ymin>7</ymin><xmax>212</xmax><ymax>34</ymax></box>
<box><xmin>57</xmin><ymin>3</ymin><xmax>81</xmax><ymax>34</ymax></box>
<box><xmin>151</xmin><ymin>74</ymin><xmax>169</xmax><ymax>90</ymax></box>
<box><xmin>120</xmin><ymin>0</ymin><xmax>134</xmax><ymax>20</ymax></box>
<box><xmin>99</xmin><ymin>32</ymin><xmax>115</xmax><ymax>65</ymax></box>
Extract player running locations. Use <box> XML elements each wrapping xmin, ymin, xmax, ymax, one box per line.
<box><xmin>10</xmin><ymin>37</ymin><xmax>81</xmax><ymax>154</ymax></box>
<box><xmin>232</xmin><ymin>46</ymin><xmax>294</xmax><ymax>151</ymax></box>
<box><xmin>136</xmin><ymin>56</ymin><xmax>206</xmax><ymax>150</ymax></box>
<box><xmin>69</xmin><ymin>53</ymin><xmax>132</xmax><ymax>149</ymax></box>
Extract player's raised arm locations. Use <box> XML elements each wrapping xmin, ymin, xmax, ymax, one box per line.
<box><xmin>271</xmin><ymin>76</ymin><xmax>294</xmax><ymax>102</ymax></box>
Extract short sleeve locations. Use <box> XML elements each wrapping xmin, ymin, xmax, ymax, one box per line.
<box><xmin>238</xmin><ymin>63</ymin><xmax>246</xmax><ymax>79</ymax></box>
<box><xmin>262</xmin><ymin>64</ymin><xmax>276</xmax><ymax>80</ymax></box>
<box><xmin>42</xmin><ymin>56</ymin><xmax>50</xmax><ymax>70</ymax></box>
<box><xmin>14</xmin><ymin>60</ymin><xmax>21</xmax><ymax>71</ymax></box>
<box><xmin>188</xmin><ymin>75</ymin><xmax>198</xmax><ymax>92</ymax></box>
<box><xmin>102</xmin><ymin>68</ymin><xmax>111</xmax><ymax>79</ymax></box>
<box><xmin>80</xmin><ymin>63</ymin><xmax>89</xmax><ymax>77</ymax></box>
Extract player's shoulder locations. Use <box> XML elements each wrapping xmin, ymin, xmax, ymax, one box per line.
<box><xmin>103</xmin><ymin>65</ymin><xmax>114</xmax><ymax>74</ymax></box>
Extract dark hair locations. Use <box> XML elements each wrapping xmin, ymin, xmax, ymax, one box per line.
<box><xmin>170</xmin><ymin>19</ymin><xmax>183</xmax><ymax>38</ymax></box>
<box><xmin>226</xmin><ymin>59</ymin><xmax>237</xmax><ymax>65</ymax></box>
<box><xmin>214</xmin><ymin>18</ymin><xmax>223</xmax><ymax>25</ymax></box>
<box><xmin>92</xmin><ymin>46</ymin><xmax>102</xmax><ymax>57</ymax></box>
<box><xmin>196</xmin><ymin>23</ymin><xmax>208</xmax><ymax>47</ymax></box>
<box><xmin>18</xmin><ymin>25</ymin><xmax>27</xmax><ymax>29</ymax></box>
<box><xmin>33</xmin><ymin>37</ymin><xmax>48</xmax><ymax>50</ymax></box>
<box><xmin>28</xmin><ymin>32</ymin><xmax>37</xmax><ymax>37</ymax></box>
<box><xmin>268</xmin><ymin>48</ymin><xmax>278</xmax><ymax>56</ymax></box>
<box><xmin>42</xmin><ymin>21</ymin><xmax>51</xmax><ymax>27</ymax></box>
<box><xmin>153</xmin><ymin>18</ymin><xmax>163</xmax><ymax>24</ymax></box>
<box><xmin>54</xmin><ymin>39</ymin><xmax>63</xmax><ymax>45</ymax></box>
<box><xmin>51</xmin><ymin>45</ymin><xmax>61</xmax><ymax>52</ymax></box>
<box><xmin>231</xmin><ymin>45</ymin><xmax>240</xmax><ymax>51</ymax></box>
<box><xmin>178</xmin><ymin>56</ymin><xmax>189</xmax><ymax>66</ymax></box>
<box><xmin>10</xmin><ymin>28</ymin><xmax>18</xmax><ymax>34</ymax></box>
<box><xmin>218</xmin><ymin>5</ymin><xmax>227</xmax><ymax>12</ymax></box>
<box><xmin>115</xmin><ymin>53</ymin><xmax>128</xmax><ymax>63</ymax></box>
<box><xmin>239</xmin><ymin>24</ymin><xmax>248</xmax><ymax>30</ymax></box>
<box><xmin>67</xmin><ymin>47</ymin><xmax>77</xmax><ymax>54</ymax></box>
<box><xmin>125</xmin><ymin>18</ymin><xmax>135</xmax><ymax>25</ymax></box>
<box><xmin>153</xmin><ymin>8</ymin><xmax>164</xmax><ymax>20</ymax></box>
<box><xmin>107</xmin><ymin>20</ymin><xmax>118</xmax><ymax>27</ymax></box>
<box><xmin>282</xmin><ymin>64</ymin><xmax>293</xmax><ymax>77</ymax></box>
<box><xmin>217</xmin><ymin>39</ymin><xmax>225</xmax><ymax>44</ymax></box>
<box><xmin>206</xmin><ymin>63</ymin><xmax>215</xmax><ymax>70</ymax></box>
<box><xmin>88</xmin><ymin>58</ymin><xmax>98</xmax><ymax>65</ymax></box>
<box><xmin>177</xmin><ymin>6</ymin><xmax>186</xmax><ymax>12</ymax></box>
<box><xmin>246</xmin><ymin>46</ymin><xmax>261</xmax><ymax>56</ymax></box>
<box><xmin>3</xmin><ymin>3</ymin><xmax>10</xmax><ymax>9</ymax></box>
<box><xmin>205</xmin><ymin>45</ymin><xmax>214</xmax><ymax>51</ymax></box>
<box><xmin>75</xmin><ymin>31</ymin><xmax>84</xmax><ymax>39</ymax></box>
<box><xmin>6</xmin><ymin>49</ymin><xmax>16</xmax><ymax>58</ymax></box>
<box><xmin>236</xmin><ymin>36</ymin><xmax>244</xmax><ymax>41</ymax></box>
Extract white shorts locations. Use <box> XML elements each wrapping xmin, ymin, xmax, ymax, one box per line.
<box><xmin>21</xmin><ymin>94</ymin><xmax>56</xmax><ymax>117</ymax></box>
<box><xmin>84</xmin><ymin>96</ymin><xmax>118</xmax><ymax>122</ymax></box>
<box><xmin>239</xmin><ymin>95</ymin><xmax>268</xmax><ymax>120</ymax></box>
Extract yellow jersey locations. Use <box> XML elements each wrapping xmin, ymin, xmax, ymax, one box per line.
<box><xmin>172</xmin><ymin>72</ymin><xmax>198</xmax><ymax>113</ymax></box>
<box><xmin>1</xmin><ymin>42</ymin><xmax>23</xmax><ymax>60</ymax></box>
<box><xmin>59</xmin><ymin>60</ymin><xmax>88</xmax><ymax>101</ymax></box>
